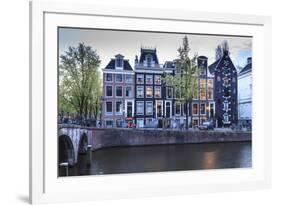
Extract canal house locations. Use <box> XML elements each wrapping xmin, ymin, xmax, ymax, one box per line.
<box><xmin>209</xmin><ymin>51</ymin><xmax>238</xmax><ymax>127</ymax></box>
<box><xmin>101</xmin><ymin>54</ymin><xmax>135</xmax><ymax>128</ymax></box>
<box><xmin>134</xmin><ymin>47</ymin><xmax>173</xmax><ymax>128</ymax></box>
<box><xmin>191</xmin><ymin>56</ymin><xmax>215</xmax><ymax>126</ymax></box>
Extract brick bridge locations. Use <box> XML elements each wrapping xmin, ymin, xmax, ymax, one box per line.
<box><xmin>58</xmin><ymin>124</ymin><xmax>251</xmax><ymax>166</ymax></box>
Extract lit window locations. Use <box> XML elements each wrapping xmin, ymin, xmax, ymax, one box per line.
<box><xmin>137</xmin><ymin>74</ymin><xmax>144</xmax><ymax>84</ymax></box>
<box><xmin>136</xmin><ymin>101</ymin><xmax>144</xmax><ymax>115</ymax></box>
<box><xmin>207</xmin><ymin>79</ymin><xmax>213</xmax><ymax>99</ymax></box>
<box><xmin>146</xmin><ymin>86</ymin><xmax>153</xmax><ymax>98</ymax></box>
<box><xmin>116</xmin><ymin>86</ymin><xmax>123</xmax><ymax>97</ymax></box>
<box><xmin>154</xmin><ymin>75</ymin><xmax>161</xmax><ymax>85</ymax></box>
<box><xmin>146</xmin><ymin>101</ymin><xmax>153</xmax><ymax>115</ymax></box>
<box><xmin>136</xmin><ymin>86</ymin><xmax>144</xmax><ymax>98</ymax></box>
<box><xmin>115</xmin><ymin>74</ymin><xmax>123</xmax><ymax>82</ymax></box>
<box><xmin>154</xmin><ymin>86</ymin><xmax>161</xmax><ymax>98</ymax></box>
<box><xmin>156</xmin><ymin>101</ymin><xmax>163</xmax><ymax>117</ymax></box>
<box><xmin>146</xmin><ymin>75</ymin><xmax>153</xmax><ymax>84</ymax></box>
<box><xmin>200</xmin><ymin>79</ymin><xmax>206</xmax><ymax>100</ymax></box>
<box><xmin>193</xmin><ymin>103</ymin><xmax>198</xmax><ymax>115</ymax></box>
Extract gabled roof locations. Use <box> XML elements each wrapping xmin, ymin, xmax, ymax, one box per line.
<box><xmin>139</xmin><ymin>48</ymin><xmax>159</xmax><ymax>65</ymax></box>
<box><xmin>208</xmin><ymin>59</ymin><xmax>220</xmax><ymax>74</ymax></box>
<box><xmin>239</xmin><ymin>63</ymin><xmax>252</xmax><ymax>75</ymax></box>
<box><xmin>104</xmin><ymin>59</ymin><xmax>133</xmax><ymax>71</ymax></box>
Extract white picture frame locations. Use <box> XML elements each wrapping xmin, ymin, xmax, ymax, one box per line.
<box><xmin>30</xmin><ymin>0</ymin><xmax>272</xmax><ymax>204</ymax></box>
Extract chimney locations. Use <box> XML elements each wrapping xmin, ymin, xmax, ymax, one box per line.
<box><xmin>247</xmin><ymin>57</ymin><xmax>252</xmax><ymax>65</ymax></box>
<box><xmin>135</xmin><ymin>55</ymin><xmax>138</xmax><ymax>64</ymax></box>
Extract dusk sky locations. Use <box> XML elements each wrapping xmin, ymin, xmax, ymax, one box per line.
<box><xmin>59</xmin><ymin>28</ymin><xmax>252</xmax><ymax>70</ymax></box>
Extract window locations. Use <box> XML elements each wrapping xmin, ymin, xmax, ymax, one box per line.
<box><xmin>200</xmin><ymin>103</ymin><xmax>206</xmax><ymax>115</ymax></box>
<box><xmin>125</xmin><ymin>75</ymin><xmax>133</xmax><ymax>83</ymax></box>
<box><xmin>154</xmin><ymin>86</ymin><xmax>161</xmax><ymax>98</ymax></box>
<box><xmin>156</xmin><ymin>101</ymin><xmax>163</xmax><ymax>117</ymax></box>
<box><xmin>232</xmin><ymin>77</ymin><xmax>236</xmax><ymax>83</ymax></box>
<box><xmin>116</xmin><ymin>58</ymin><xmax>123</xmax><ymax>68</ymax></box>
<box><xmin>200</xmin><ymin>79</ymin><xmax>206</xmax><ymax>100</ymax></box>
<box><xmin>175</xmin><ymin>88</ymin><xmax>181</xmax><ymax>99</ymax></box>
<box><xmin>136</xmin><ymin>101</ymin><xmax>144</xmax><ymax>115</ymax></box>
<box><xmin>116</xmin><ymin>101</ymin><xmax>122</xmax><ymax>114</ymax></box>
<box><xmin>126</xmin><ymin>101</ymin><xmax>133</xmax><ymax>117</ymax></box>
<box><xmin>136</xmin><ymin>118</ymin><xmax>144</xmax><ymax>128</ymax></box>
<box><xmin>223</xmin><ymin>77</ymin><xmax>229</xmax><ymax>86</ymax></box>
<box><xmin>105</xmin><ymin>86</ymin><xmax>113</xmax><ymax>97</ymax></box>
<box><xmin>106</xmin><ymin>102</ymin><xmax>113</xmax><ymax>113</ymax></box>
<box><xmin>192</xmin><ymin>119</ymin><xmax>199</xmax><ymax>126</ymax></box>
<box><xmin>146</xmin><ymin>54</ymin><xmax>152</xmax><ymax>67</ymax></box>
<box><xmin>166</xmin><ymin>87</ymin><xmax>173</xmax><ymax>99</ymax></box>
<box><xmin>105</xmin><ymin>73</ymin><xmax>113</xmax><ymax>82</ymax></box>
<box><xmin>116</xmin><ymin>86</ymin><xmax>123</xmax><ymax>97</ymax></box>
<box><xmin>146</xmin><ymin>75</ymin><xmax>153</xmax><ymax>84</ymax></box>
<box><xmin>146</xmin><ymin>118</ymin><xmax>153</xmax><ymax>126</ymax></box>
<box><xmin>217</xmin><ymin>76</ymin><xmax>221</xmax><ymax>82</ymax></box>
<box><xmin>223</xmin><ymin>113</ymin><xmax>229</xmax><ymax>123</ymax></box>
<box><xmin>146</xmin><ymin>86</ymin><xmax>153</xmax><ymax>98</ymax></box>
<box><xmin>210</xmin><ymin>103</ymin><xmax>214</xmax><ymax>118</ymax></box>
<box><xmin>146</xmin><ymin>101</ymin><xmax>153</xmax><ymax>115</ymax></box>
<box><xmin>115</xmin><ymin>74</ymin><xmax>123</xmax><ymax>82</ymax></box>
<box><xmin>175</xmin><ymin>102</ymin><xmax>181</xmax><ymax>115</ymax></box>
<box><xmin>193</xmin><ymin>103</ymin><xmax>198</xmax><ymax>115</ymax></box>
<box><xmin>154</xmin><ymin>75</ymin><xmax>161</xmax><ymax>85</ymax></box>
<box><xmin>165</xmin><ymin>101</ymin><xmax>171</xmax><ymax>118</ymax></box>
<box><xmin>137</xmin><ymin>74</ymin><xmax>144</xmax><ymax>84</ymax></box>
<box><xmin>125</xmin><ymin>86</ymin><xmax>133</xmax><ymax>97</ymax></box>
<box><xmin>223</xmin><ymin>101</ymin><xmax>229</xmax><ymax>111</ymax></box>
<box><xmin>136</xmin><ymin>86</ymin><xmax>144</xmax><ymax>98</ymax></box>
<box><xmin>116</xmin><ymin>119</ymin><xmax>122</xmax><ymax>128</ymax></box>
<box><xmin>105</xmin><ymin>120</ymin><xmax>113</xmax><ymax>128</ymax></box>
<box><xmin>207</xmin><ymin>79</ymin><xmax>213</xmax><ymax>99</ymax></box>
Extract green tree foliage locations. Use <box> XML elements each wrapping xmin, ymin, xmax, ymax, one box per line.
<box><xmin>59</xmin><ymin>43</ymin><xmax>102</xmax><ymax>120</ymax></box>
<box><xmin>163</xmin><ymin>35</ymin><xmax>199</xmax><ymax>129</ymax></box>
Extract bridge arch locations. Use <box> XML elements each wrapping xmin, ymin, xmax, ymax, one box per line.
<box><xmin>78</xmin><ymin>133</ymin><xmax>88</xmax><ymax>154</ymax></box>
<box><xmin>58</xmin><ymin>135</ymin><xmax>75</xmax><ymax>166</ymax></box>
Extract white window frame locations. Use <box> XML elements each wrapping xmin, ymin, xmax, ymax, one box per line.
<box><xmin>154</xmin><ymin>75</ymin><xmax>161</xmax><ymax>85</ymax></box>
<box><xmin>136</xmin><ymin>101</ymin><xmax>144</xmax><ymax>115</ymax></box>
<box><xmin>105</xmin><ymin>85</ymin><xmax>113</xmax><ymax>97</ymax></box>
<box><xmin>125</xmin><ymin>74</ymin><xmax>133</xmax><ymax>83</ymax></box>
<box><xmin>125</xmin><ymin>86</ymin><xmax>133</xmax><ymax>98</ymax></box>
<box><xmin>115</xmin><ymin>85</ymin><xmax>123</xmax><ymax>98</ymax></box>
<box><xmin>146</xmin><ymin>86</ymin><xmax>153</xmax><ymax>98</ymax></box>
<box><xmin>192</xmin><ymin>102</ymin><xmax>199</xmax><ymax>115</ymax></box>
<box><xmin>146</xmin><ymin>101</ymin><xmax>153</xmax><ymax>115</ymax></box>
<box><xmin>115</xmin><ymin>73</ymin><xmax>123</xmax><ymax>83</ymax></box>
<box><xmin>115</xmin><ymin>101</ymin><xmax>123</xmax><ymax>115</ymax></box>
<box><xmin>165</xmin><ymin>101</ymin><xmax>172</xmax><ymax>118</ymax></box>
<box><xmin>105</xmin><ymin>73</ymin><xmax>113</xmax><ymax>82</ymax></box>
<box><xmin>166</xmin><ymin>87</ymin><xmax>173</xmax><ymax>99</ymax></box>
<box><xmin>200</xmin><ymin>103</ymin><xmax>206</xmax><ymax>115</ymax></box>
<box><xmin>136</xmin><ymin>86</ymin><xmax>144</xmax><ymax>98</ymax></box>
<box><xmin>175</xmin><ymin>101</ymin><xmax>181</xmax><ymax>116</ymax></box>
<box><xmin>155</xmin><ymin>100</ymin><xmax>163</xmax><ymax>118</ymax></box>
<box><xmin>154</xmin><ymin>86</ymin><xmax>161</xmax><ymax>98</ymax></box>
<box><xmin>105</xmin><ymin>101</ymin><xmax>113</xmax><ymax>115</ymax></box>
<box><xmin>136</xmin><ymin>74</ymin><xmax>144</xmax><ymax>84</ymax></box>
<box><xmin>146</xmin><ymin>74</ymin><xmax>153</xmax><ymax>85</ymax></box>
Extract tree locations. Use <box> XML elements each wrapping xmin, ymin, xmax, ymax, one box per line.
<box><xmin>215</xmin><ymin>40</ymin><xmax>230</xmax><ymax>60</ymax></box>
<box><xmin>59</xmin><ymin>43</ymin><xmax>101</xmax><ymax>122</ymax></box>
<box><xmin>163</xmin><ymin>35</ymin><xmax>199</xmax><ymax>129</ymax></box>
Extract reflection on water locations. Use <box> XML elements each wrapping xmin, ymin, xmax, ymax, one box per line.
<box><xmin>60</xmin><ymin>142</ymin><xmax>252</xmax><ymax>176</ymax></box>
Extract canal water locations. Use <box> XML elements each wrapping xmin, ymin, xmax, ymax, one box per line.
<box><xmin>60</xmin><ymin>142</ymin><xmax>252</xmax><ymax>176</ymax></box>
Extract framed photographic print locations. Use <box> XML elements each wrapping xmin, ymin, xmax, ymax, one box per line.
<box><xmin>30</xmin><ymin>0</ymin><xmax>272</xmax><ymax>204</ymax></box>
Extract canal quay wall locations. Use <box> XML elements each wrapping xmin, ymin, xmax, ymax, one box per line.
<box><xmin>90</xmin><ymin>128</ymin><xmax>251</xmax><ymax>151</ymax></box>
